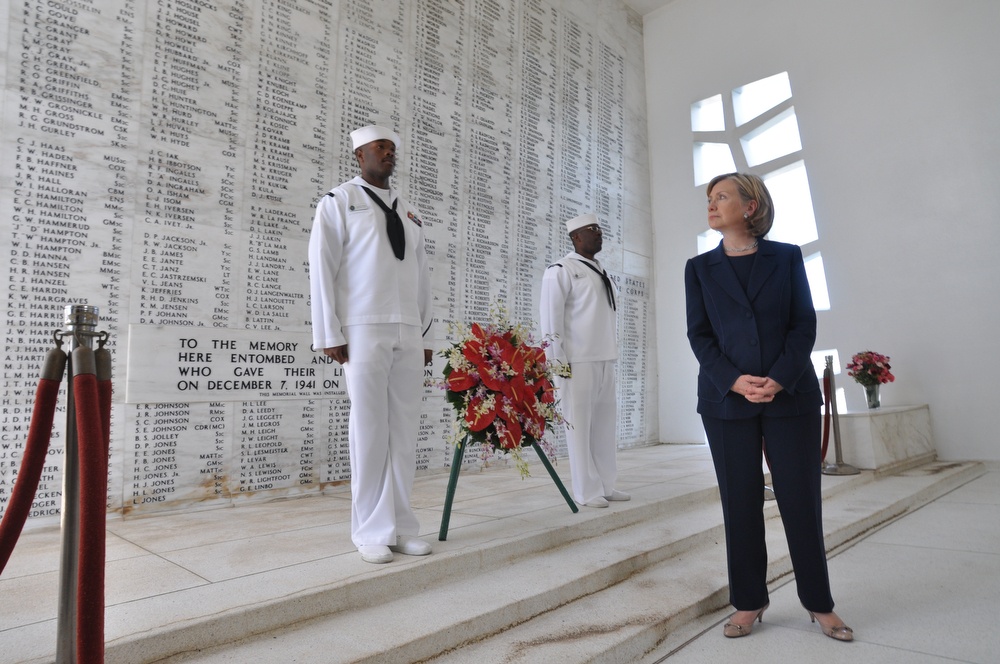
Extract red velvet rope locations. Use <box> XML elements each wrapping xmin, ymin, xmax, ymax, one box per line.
<box><xmin>0</xmin><ymin>375</ymin><xmax>63</xmax><ymax>574</ymax></box>
<box><xmin>0</xmin><ymin>340</ymin><xmax>111</xmax><ymax>660</ymax></box>
<box><xmin>99</xmin><ymin>380</ymin><xmax>112</xmax><ymax>456</ymax></box>
<box><xmin>96</xmin><ymin>347</ymin><xmax>112</xmax><ymax>457</ymax></box>
<box><xmin>74</xmin><ymin>366</ymin><xmax>107</xmax><ymax>664</ymax></box>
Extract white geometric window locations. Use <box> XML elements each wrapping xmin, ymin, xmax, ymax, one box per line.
<box><xmin>691</xmin><ymin>71</ymin><xmax>833</xmax><ymax>319</ymax></box>
<box><xmin>693</xmin><ymin>142</ymin><xmax>736</xmax><ymax>187</ymax></box>
<box><xmin>696</xmin><ymin>229</ymin><xmax>719</xmax><ymax>256</ymax></box>
<box><xmin>763</xmin><ymin>162</ymin><xmax>817</xmax><ymax>246</ymax></box>
<box><xmin>691</xmin><ymin>94</ymin><xmax>725</xmax><ymax>131</ymax></box>
<box><xmin>741</xmin><ymin>107</ymin><xmax>802</xmax><ymax>167</ymax></box>
<box><xmin>732</xmin><ymin>72</ymin><xmax>792</xmax><ymax>127</ymax></box>
<box><xmin>803</xmin><ymin>251</ymin><xmax>831</xmax><ymax>311</ymax></box>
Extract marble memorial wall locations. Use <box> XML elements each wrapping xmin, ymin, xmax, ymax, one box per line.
<box><xmin>0</xmin><ymin>0</ymin><xmax>653</xmax><ymax>521</ymax></box>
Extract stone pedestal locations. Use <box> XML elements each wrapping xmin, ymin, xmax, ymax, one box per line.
<box><xmin>835</xmin><ymin>405</ymin><xmax>935</xmax><ymax>475</ymax></box>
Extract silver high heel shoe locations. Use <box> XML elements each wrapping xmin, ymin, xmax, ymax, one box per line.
<box><xmin>723</xmin><ymin>603</ymin><xmax>768</xmax><ymax>638</ymax></box>
<box><xmin>808</xmin><ymin>610</ymin><xmax>854</xmax><ymax>642</ymax></box>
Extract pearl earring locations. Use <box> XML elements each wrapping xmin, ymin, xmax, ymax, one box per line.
<box><xmin>743</xmin><ymin>212</ymin><xmax>749</xmax><ymax>220</ymax></box>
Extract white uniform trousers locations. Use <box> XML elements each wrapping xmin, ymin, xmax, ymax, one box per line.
<box><xmin>342</xmin><ymin>323</ymin><xmax>423</xmax><ymax>547</ymax></box>
<box><xmin>557</xmin><ymin>360</ymin><xmax>618</xmax><ymax>504</ymax></box>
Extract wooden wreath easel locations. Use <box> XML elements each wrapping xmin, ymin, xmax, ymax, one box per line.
<box><xmin>438</xmin><ymin>436</ymin><xmax>578</xmax><ymax>541</ymax></box>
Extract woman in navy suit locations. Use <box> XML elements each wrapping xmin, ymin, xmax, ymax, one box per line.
<box><xmin>685</xmin><ymin>173</ymin><xmax>852</xmax><ymax>641</ymax></box>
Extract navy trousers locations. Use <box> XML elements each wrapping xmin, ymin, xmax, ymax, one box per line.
<box><xmin>702</xmin><ymin>411</ymin><xmax>835</xmax><ymax>612</ymax></box>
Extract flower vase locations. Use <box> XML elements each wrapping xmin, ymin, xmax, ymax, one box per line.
<box><xmin>863</xmin><ymin>384</ymin><xmax>881</xmax><ymax>410</ymax></box>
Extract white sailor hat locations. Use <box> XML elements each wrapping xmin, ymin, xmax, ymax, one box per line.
<box><xmin>566</xmin><ymin>212</ymin><xmax>599</xmax><ymax>234</ymax></box>
<box><xmin>350</xmin><ymin>125</ymin><xmax>401</xmax><ymax>151</ymax></box>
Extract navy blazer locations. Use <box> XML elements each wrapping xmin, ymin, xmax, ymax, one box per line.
<box><xmin>685</xmin><ymin>239</ymin><xmax>822</xmax><ymax>419</ymax></box>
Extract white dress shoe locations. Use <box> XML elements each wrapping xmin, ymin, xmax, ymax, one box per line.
<box><xmin>582</xmin><ymin>497</ymin><xmax>609</xmax><ymax>508</ymax></box>
<box><xmin>605</xmin><ymin>490</ymin><xmax>631</xmax><ymax>501</ymax></box>
<box><xmin>358</xmin><ymin>545</ymin><xmax>393</xmax><ymax>564</ymax></box>
<box><xmin>389</xmin><ymin>535</ymin><xmax>432</xmax><ymax>556</ymax></box>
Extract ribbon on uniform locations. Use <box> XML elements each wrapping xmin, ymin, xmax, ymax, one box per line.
<box><xmin>361</xmin><ymin>186</ymin><xmax>405</xmax><ymax>260</ymax></box>
<box><xmin>579</xmin><ymin>260</ymin><xmax>616</xmax><ymax>311</ymax></box>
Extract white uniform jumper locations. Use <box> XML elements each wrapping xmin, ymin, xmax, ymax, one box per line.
<box><xmin>308</xmin><ymin>176</ymin><xmax>433</xmax><ymax>547</ymax></box>
<box><xmin>539</xmin><ymin>251</ymin><xmax>619</xmax><ymax>505</ymax></box>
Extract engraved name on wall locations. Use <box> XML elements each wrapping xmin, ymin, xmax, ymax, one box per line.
<box><xmin>0</xmin><ymin>0</ymin><xmax>651</xmax><ymax>520</ymax></box>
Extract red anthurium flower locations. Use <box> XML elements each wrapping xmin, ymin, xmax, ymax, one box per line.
<box><xmin>523</xmin><ymin>409</ymin><xmax>545</xmax><ymax>439</ymax></box>
<box><xmin>462</xmin><ymin>323</ymin><xmax>490</xmax><ymax>363</ymax></box>
<box><xmin>494</xmin><ymin>394</ymin><xmax>514</xmax><ymax>422</ymax></box>
<box><xmin>446</xmin><ymin>367</ymin><xmax>479</xmax><ymax>392</ymax></box>
<box><xmin>521</xmin><ymin>392</ymin><xmax>544</xmax><ymax>419</ymax></box>
<box><xmin>522</xmin><ymin>347</ymin><xmax>546</xmax><ymax>380</ymax></box>
<box><xmin>519</xmin><ymin>397</ymin><xmax>545</xmax><ymax>434</ymax></box>
<box><xmin>463</xmin><ymin>340</ymin><xmax>485</xmax><ymax>365</ymax></box>
<box><xmin>465</xmin><ymin>395</ymin><xmax>497</xmax><ymax>431</ymax></box>
<box><xmin>479</xmin><ymin>362</ymin><xmax>506</xmax><ymax>392</ymax></box>
<box><xmin>501</xmin><ymin>342</ymin><xmax>526</xmax><ymax>376</ymax></box>
<box><xmin>497</xmin><ymin>417</ymin><xmax>522</xmax><ymax>449</ymax></box>
<box><xmin>536</xmin><ymin>376</ymin><xmax>555</xmax><ymax>403</ymax></box>
<box><xmin>489</xmin><ymin>335</ymin><xmax>514</xmax><ymax>365</ymax></box>
<box><xmin>506</xmin><ymin>374</ymin><xmax>536</xmax><ymax>412</ymax></box>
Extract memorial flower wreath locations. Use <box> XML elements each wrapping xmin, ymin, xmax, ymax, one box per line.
<box><xmin>436</xmin><ymin>306</ymin><xmax>570</xmax><ymax>478</ymax></box>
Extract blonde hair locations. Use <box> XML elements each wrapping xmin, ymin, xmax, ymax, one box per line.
<box><xmin>706</xmin><ymin>172</ymin><xmax>774</xmax><ymax>237</ymax></box>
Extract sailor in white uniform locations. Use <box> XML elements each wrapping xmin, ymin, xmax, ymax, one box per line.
<box><xmin>308</xmin><ymin>125</ymin><xmax>434</xmax><ymax>563</ymax></box>
<box><xmin>539</xmin><ymin>213</ymin><xmax>629</xmax><ymax>508</ymax></box>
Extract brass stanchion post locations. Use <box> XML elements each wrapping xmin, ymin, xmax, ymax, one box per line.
<box><xmin>55</xmin><ymin>304</ymin><xmax>99</xmax><ymax>663</ymax></box>
<box><xmin>822</xmin><ymin>355</ymin><xmax>859</xmax><ymax>476</ymax></box>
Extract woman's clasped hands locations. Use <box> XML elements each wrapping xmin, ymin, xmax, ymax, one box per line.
<box><xmin>732</xmin><ymin>375</ymin><xmax>783</xmax><ymax>403</ymax></box>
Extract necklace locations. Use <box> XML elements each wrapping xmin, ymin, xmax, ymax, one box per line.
<box><xmin>724</xmin><ymin>239</ymin><xmax>758</xmax><ymax>253</ymax></box>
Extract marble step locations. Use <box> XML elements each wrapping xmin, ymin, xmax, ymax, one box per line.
<box><xmin>143</xmin><ymin>459</ymin><xmax>983</xmax><ymax>664</ymax></box>
<box><xmin>425</xmin><ymin>458</ymin><xmax>985</xmax><ymax>663</ymax></box>
<box><xmin>8</xmin><ymin>444</ymin><xmax>723</xmax><ymax>664</ymax></box>
<box><xmin>123</xmin><ymin>484</ymin><xmax>727</xmax><ymax>664</ymax></box>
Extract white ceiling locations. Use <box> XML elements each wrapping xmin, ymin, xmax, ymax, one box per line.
<box><xmin>622</xmin><ymin>0</ymin><xmax>676</xmax><ymax>16</ymax></box>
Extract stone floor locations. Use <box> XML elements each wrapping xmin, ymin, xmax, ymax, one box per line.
<box><xmin>644</xmin><ymin>465</ymin><xmax>1000</xmax><ymax>663</ymax></box>
<box><xmin>0</xmin><ymin>444</ymin><xmax>996</xmax><ymax>663</ymax></box>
